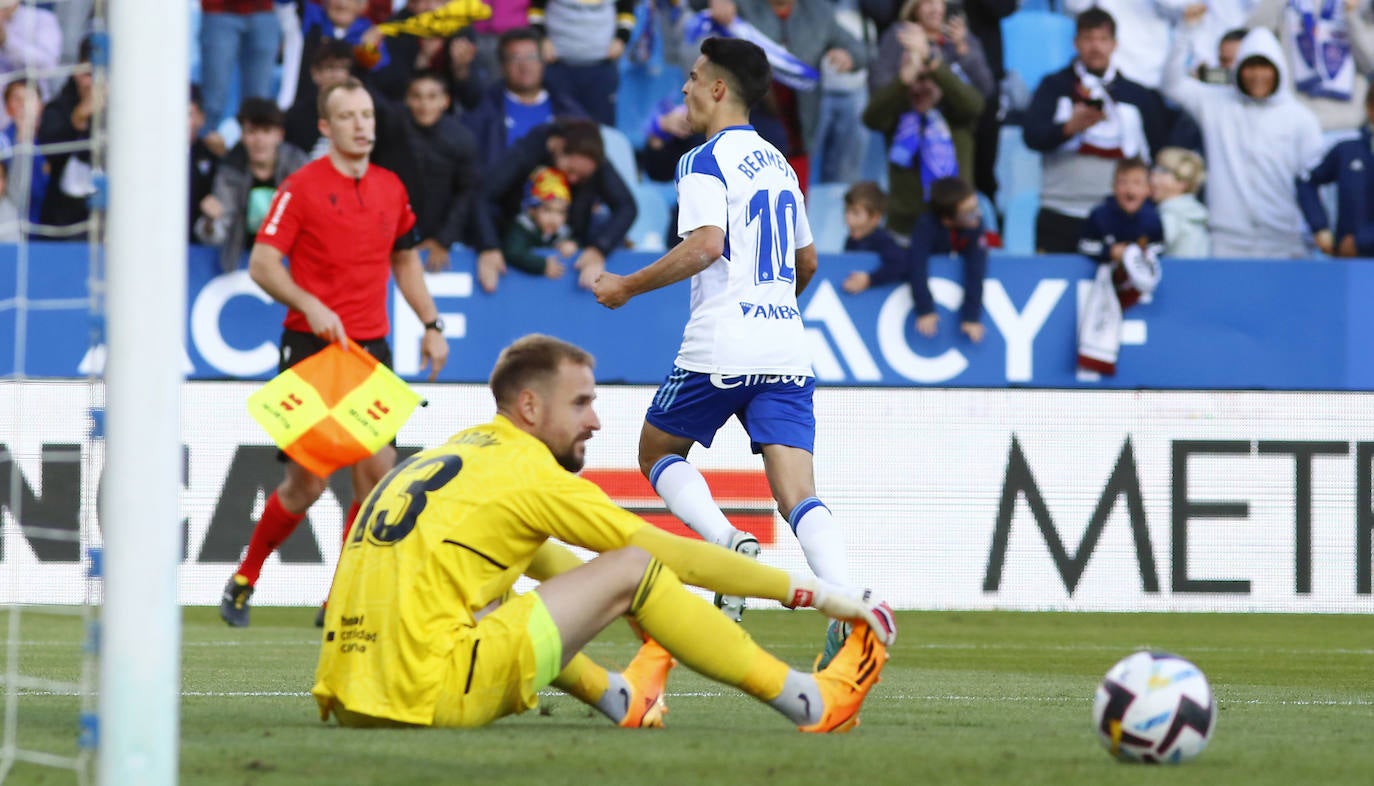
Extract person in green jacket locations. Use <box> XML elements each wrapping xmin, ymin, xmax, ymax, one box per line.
<box><xmin>862</xmin><ymin>29</ymin><xmax>983</xmax><ymax>238</ymax></box>
<box><xmin>501</xmin><ymin>165</ymin><xmax>576</xmax><ymax>279</ymax></box>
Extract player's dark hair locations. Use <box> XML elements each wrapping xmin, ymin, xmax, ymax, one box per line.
<box><xmin>844</xmin><ymin>181</ymin><xmax>887</xmax><ymax>217</ymax></box>
<box><xmin>311</xmin><ymin>38</ymin><xmax>356</xmax><ymax>70</ymax></box>
<box><xmin>490</xmin><ymin>334</ymin><xmax>596</xmax><ymax>409</ymax></box>
<box><xmin>1075</xmin><ymin>7</ymin><xmax>1116</xmax><ymax>38</ymax></box>
<box><xmin>498</xmin><ymin>27</ymin><xmax>541</xmax><ymax>59</ymax></box>
<box><xmin>553</xmin><ymin>117</ymin><xmax>604</xmax><ymax>163</ymax></box>
<box><xmin>317</xmin><ymin>75</ymin><xmax>367</xmax><ymax>120</ymax></box>
<box><xmin>237</xmin><ymin>97</ymin><xmax>285</xmax><ymax>130</ymax></box>
<box><xmin>700</xmin><ymin>37</ymin><xmax>772</xmax><ymax>109</ymax></box>
<box><xmin>1114</xmin><ymin>156</ymin><xmax>1149</xmax><ymax>180</ymax></box>
<box><xmin>928</xmin><ymin>176</ymin><xmax>974</xmax><ymax>221</ymax></box>
<box><xmin>189</xmin><ymin>83</ymin><xmax>203</xmax><ymax>111</ymax></box>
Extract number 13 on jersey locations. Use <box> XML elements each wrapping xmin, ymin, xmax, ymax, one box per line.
<box><xmin>746</xmin><ymin>188</ymin><xmax>799</xmax><ymax>285</ymax></box>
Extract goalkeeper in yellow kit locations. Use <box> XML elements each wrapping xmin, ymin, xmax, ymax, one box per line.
<box><xmin>311</xmin><ymin>334</ymin><xmax>896</xmax><ymax>732</ymax></box>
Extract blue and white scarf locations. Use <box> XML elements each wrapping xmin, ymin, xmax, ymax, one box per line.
<box><xmin>1288</xmin><ymin>0</ymin><xmax>1355</xmax><ymax>101</ymax></box>
<box><xmin>888</xmin><ymin>108</ymin><xmax>958</xmax><ymax>197</ymax></box>
<box><xmin>683</xmin><ymin>10</ymin><xmax>819</xmax><ymax>91</ymax></box>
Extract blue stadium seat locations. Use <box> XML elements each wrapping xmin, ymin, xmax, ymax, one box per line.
<box><xmin>644</xmin><ymin>179</ymin><xmax>678</xmax><ymax>212</ymax></box>
<box><xmin>189</xmin><ymin>0</ymin><xmax>201</xmax><ymax>83</ymax></box>
<box><xmin>807</xmin><ymin>182</ymin><xmax>850</xmax><ymax>254</ymax></box>
<box><xmin>1001</xmin><ymin>11</ymin><xmax>1076</xmax><ymax>96</ymax></box>
<box><xmin>1002</xmin><ymin>191</ymin><xmax>1040</xmax><ymax>255</ymax></box>
<box><xmin>615</xmin><ymin>61</ymin><xmax>686</xmax><ymax>150</ymax></box>
<box><xmin>600</xmin><ymin>125</ymin><xmax>640</xmax><ymax>190</ymax></box>
<box><xmin>627</xmin><ymin>182</ymin><xmax>669</xmax><ymax>252</ymax></box>
<box><xmin>993</xmin><ymin>124</ymin><xmax>1042</xmax><ymax>214</ymax></box>
<box><xmin>978</xmin><ymin>191</ymin><xmax>1000</xmax><ymax>235</ymax></box>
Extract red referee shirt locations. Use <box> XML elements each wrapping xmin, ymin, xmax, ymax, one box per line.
<box><xmin>256</xmin><ymin>157</ymin><xmax>418</xmax><ymax>341</ymax></box>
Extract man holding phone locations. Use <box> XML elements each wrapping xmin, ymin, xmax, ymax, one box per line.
<box><xmin>1021</xmin><ymin>7</ymin><xmax>1168</xmax><ymax>253</ymax></box>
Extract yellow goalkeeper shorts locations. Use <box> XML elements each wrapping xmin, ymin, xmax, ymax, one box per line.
<box><xmin>428</xmin><ymin>591</ymin><xmax>564</xmax><ymax>728</ymax></box>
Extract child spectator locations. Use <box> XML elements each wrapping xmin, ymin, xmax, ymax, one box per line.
<box><xmin>1298</xmin><ymin>82</ymin><xmax>1374</xmax><ymax>257</ymax></box>
<box><xmin>1078</xmin><ymin>158</ymin><xmax>1163</xmax><ymax>375</ymax></box>
<box><xmin>194</xmin><ymin>97</ymin><xmax>308</xmax><ymax>272</ymax></box>
<box><xmin>501</xmin><ymin>166</ymin><xmax>574</xmax><ymax>279</ymax></box>
<box><xmin>843</xmin><ymin>177</ymin><xmax>988</xmax><ymax>342</ymax></box>
<box><xmin>1150</xmin><ymin>147</ymin><xmax>1210</xmax><ymax>258</ymax></box>
<box><xmin>1079</xmin><ymin>157</ymin><xmax>1164</xmax><ymax>264</ymax></box>
<box><xmin>840</xmin><ymin>181</ymin><xmax>907</xmax><ymax>295</ymax></box>
<box><xmin>911</xmin><ymin>177</ymin><xmax>988</xmax><ymax>342</ymax></box>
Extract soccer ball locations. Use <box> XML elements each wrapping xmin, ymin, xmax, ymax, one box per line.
<box><xmin>1092</xmin><ymin>650</ymin><xmax>1215</xmax><ymax>764</ymax></box>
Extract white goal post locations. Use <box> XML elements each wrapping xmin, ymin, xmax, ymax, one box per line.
<box><xmin>99</xmin><ymin>0</ymin><xmax>188</xmax><ymax>784</ymax></box>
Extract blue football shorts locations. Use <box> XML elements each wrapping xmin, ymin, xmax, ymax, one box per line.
<box><xmin>645</xmin><ymin>367</ymin><xmax>816</xmax><ymax>454</ymax></box>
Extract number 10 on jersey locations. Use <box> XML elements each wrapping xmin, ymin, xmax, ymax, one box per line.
<box><xmin>746</xmin><ymin>188</ymin><xmax>798</xmax><ymax>285</ymax></box>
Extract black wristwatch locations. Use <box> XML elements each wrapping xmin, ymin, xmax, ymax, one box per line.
<box><xmin>423</xmin><ymin>318</ymin><xmax>444</xmax><ymax>333</ymax></box>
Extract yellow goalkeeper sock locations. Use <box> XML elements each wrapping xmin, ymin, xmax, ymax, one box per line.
<box><xmin>628</xmin><ymin>558</ymin><xmax>789</xmax><ymax>701</ymax></box>
<box><xmin>551</xmin><ymin>652</ymin><xmax>609</xmax><ymax>707</ymax></box>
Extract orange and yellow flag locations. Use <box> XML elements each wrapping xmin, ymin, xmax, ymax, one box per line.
<box><xmin>247</xmin><ymin>340</ymin><xmax>423</xmax><ymax>479</ymax></box>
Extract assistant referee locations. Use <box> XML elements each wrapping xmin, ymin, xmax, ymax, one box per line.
<box><xmin>220</xmin><ymin>75</ymin><xmax>449</xmax><ymax>628</ymax></box>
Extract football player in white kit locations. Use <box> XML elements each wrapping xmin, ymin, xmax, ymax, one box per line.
<box><xmin>593</xmin><ymin>37</ymin><xmax>856</xmax><ymax>668</ymax></box>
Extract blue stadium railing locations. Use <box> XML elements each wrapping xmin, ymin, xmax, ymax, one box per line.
<box><xmin>2</xmin><ymin>243</ymin><xmax>1368</xmax><ymax>390</ymax></box>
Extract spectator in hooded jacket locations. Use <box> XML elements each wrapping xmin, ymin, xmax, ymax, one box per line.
<box><xmin>1163</xmin><ymin>24</ymin><xmax>1324</xmax><ymax>257</ymax></box>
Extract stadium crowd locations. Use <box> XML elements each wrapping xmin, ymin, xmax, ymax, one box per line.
<box><xmin>2</xmin><ymin>0</ymin><xmax>1373</xmax><ymax>276</ymax></box>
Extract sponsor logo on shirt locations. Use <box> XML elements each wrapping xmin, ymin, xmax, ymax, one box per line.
<box><xmin>738</xmin><ymin>301</ymin><xmax>800</xmax><ymax>320</ymax></box>
<box><xmin>709</xmin><ymin>373</ymin><xmax>808</xmax><ymax>389</ymax></box>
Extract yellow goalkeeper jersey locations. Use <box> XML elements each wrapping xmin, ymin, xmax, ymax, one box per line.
<box><xmin>311</xmin><ymin>415</ymin><xmax>647</xmax><ymax>724</ymax></box>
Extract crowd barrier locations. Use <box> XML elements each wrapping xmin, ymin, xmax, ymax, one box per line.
<box><xmin>3</xmin><ymin>243</ymin><xmax>1370</xmax><ymax>389</ymax></box>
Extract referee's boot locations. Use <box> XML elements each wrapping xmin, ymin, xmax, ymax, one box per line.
<box><xmin>219</xmin><ymin>574</ymin><xmax>254</xmax><ymax>627</ymax></box>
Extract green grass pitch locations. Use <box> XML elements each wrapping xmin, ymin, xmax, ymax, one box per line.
<box><xmin>4</xmin><ymin>607</ymin><xmax>1371</xmax><ymax>785</ymax></box>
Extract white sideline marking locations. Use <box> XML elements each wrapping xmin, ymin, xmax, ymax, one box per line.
<box><xmin>13</xmin><ymin>690</ymin><xmax>1373</xmax><ymax>707</ymax></box>
<box><xmin>10</xmin><ymin>640</ymin><xmax>1374</xmax><ymax>656</ymax></box>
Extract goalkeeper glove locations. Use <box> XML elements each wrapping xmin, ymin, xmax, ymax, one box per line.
<box><xmin>784</xmin><ymin>573</ymin><xmax>897</xmax><ymax>646</ymax></box>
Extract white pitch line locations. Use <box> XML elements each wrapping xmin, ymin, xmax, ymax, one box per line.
<box><xmin>8</xmin><ymin>640</ymin><xmax>1374</xmax><ymax>656</ymax></box>
<box><xmin>12</xmin><ymin>690</ymin><xmax>1374</xmax><ymax>707</ymax></box>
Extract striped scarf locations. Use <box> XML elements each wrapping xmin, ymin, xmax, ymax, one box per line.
<box><xmin>683</xmin><ymin>10</ymin><xmax>819</xmax><ymax>91</ymax></box>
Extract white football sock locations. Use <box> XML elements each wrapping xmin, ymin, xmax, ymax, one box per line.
<box><xmin>593</xmin><ymin>672</ymin><xmax>633</xmax><ymax>724</ymax></box>
<box><xmin>767</xmin><ymin>670</ymin><xmax>823</xmax><ymax>726</ymax></box>
<box><xmin>789</xmin><ymin>497</ymin><xmax>849</xmax><ymax>585</ymax></box>
<box><xmin>649</xmin><ymin>455</ymin><xmax>737</xmax><ymax>547</ymax></box>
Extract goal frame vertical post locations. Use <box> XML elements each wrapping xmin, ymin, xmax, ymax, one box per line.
<box><xmin>98</xmin><ymin>0</ymin><xmax>189</xmax><ymax>783</ymax></box>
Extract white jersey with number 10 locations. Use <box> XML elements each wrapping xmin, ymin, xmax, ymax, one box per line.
<box><xmin>673</xmin><ymin>124</ymin><xmax>815</xmax><ymax>377</ymax></box>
